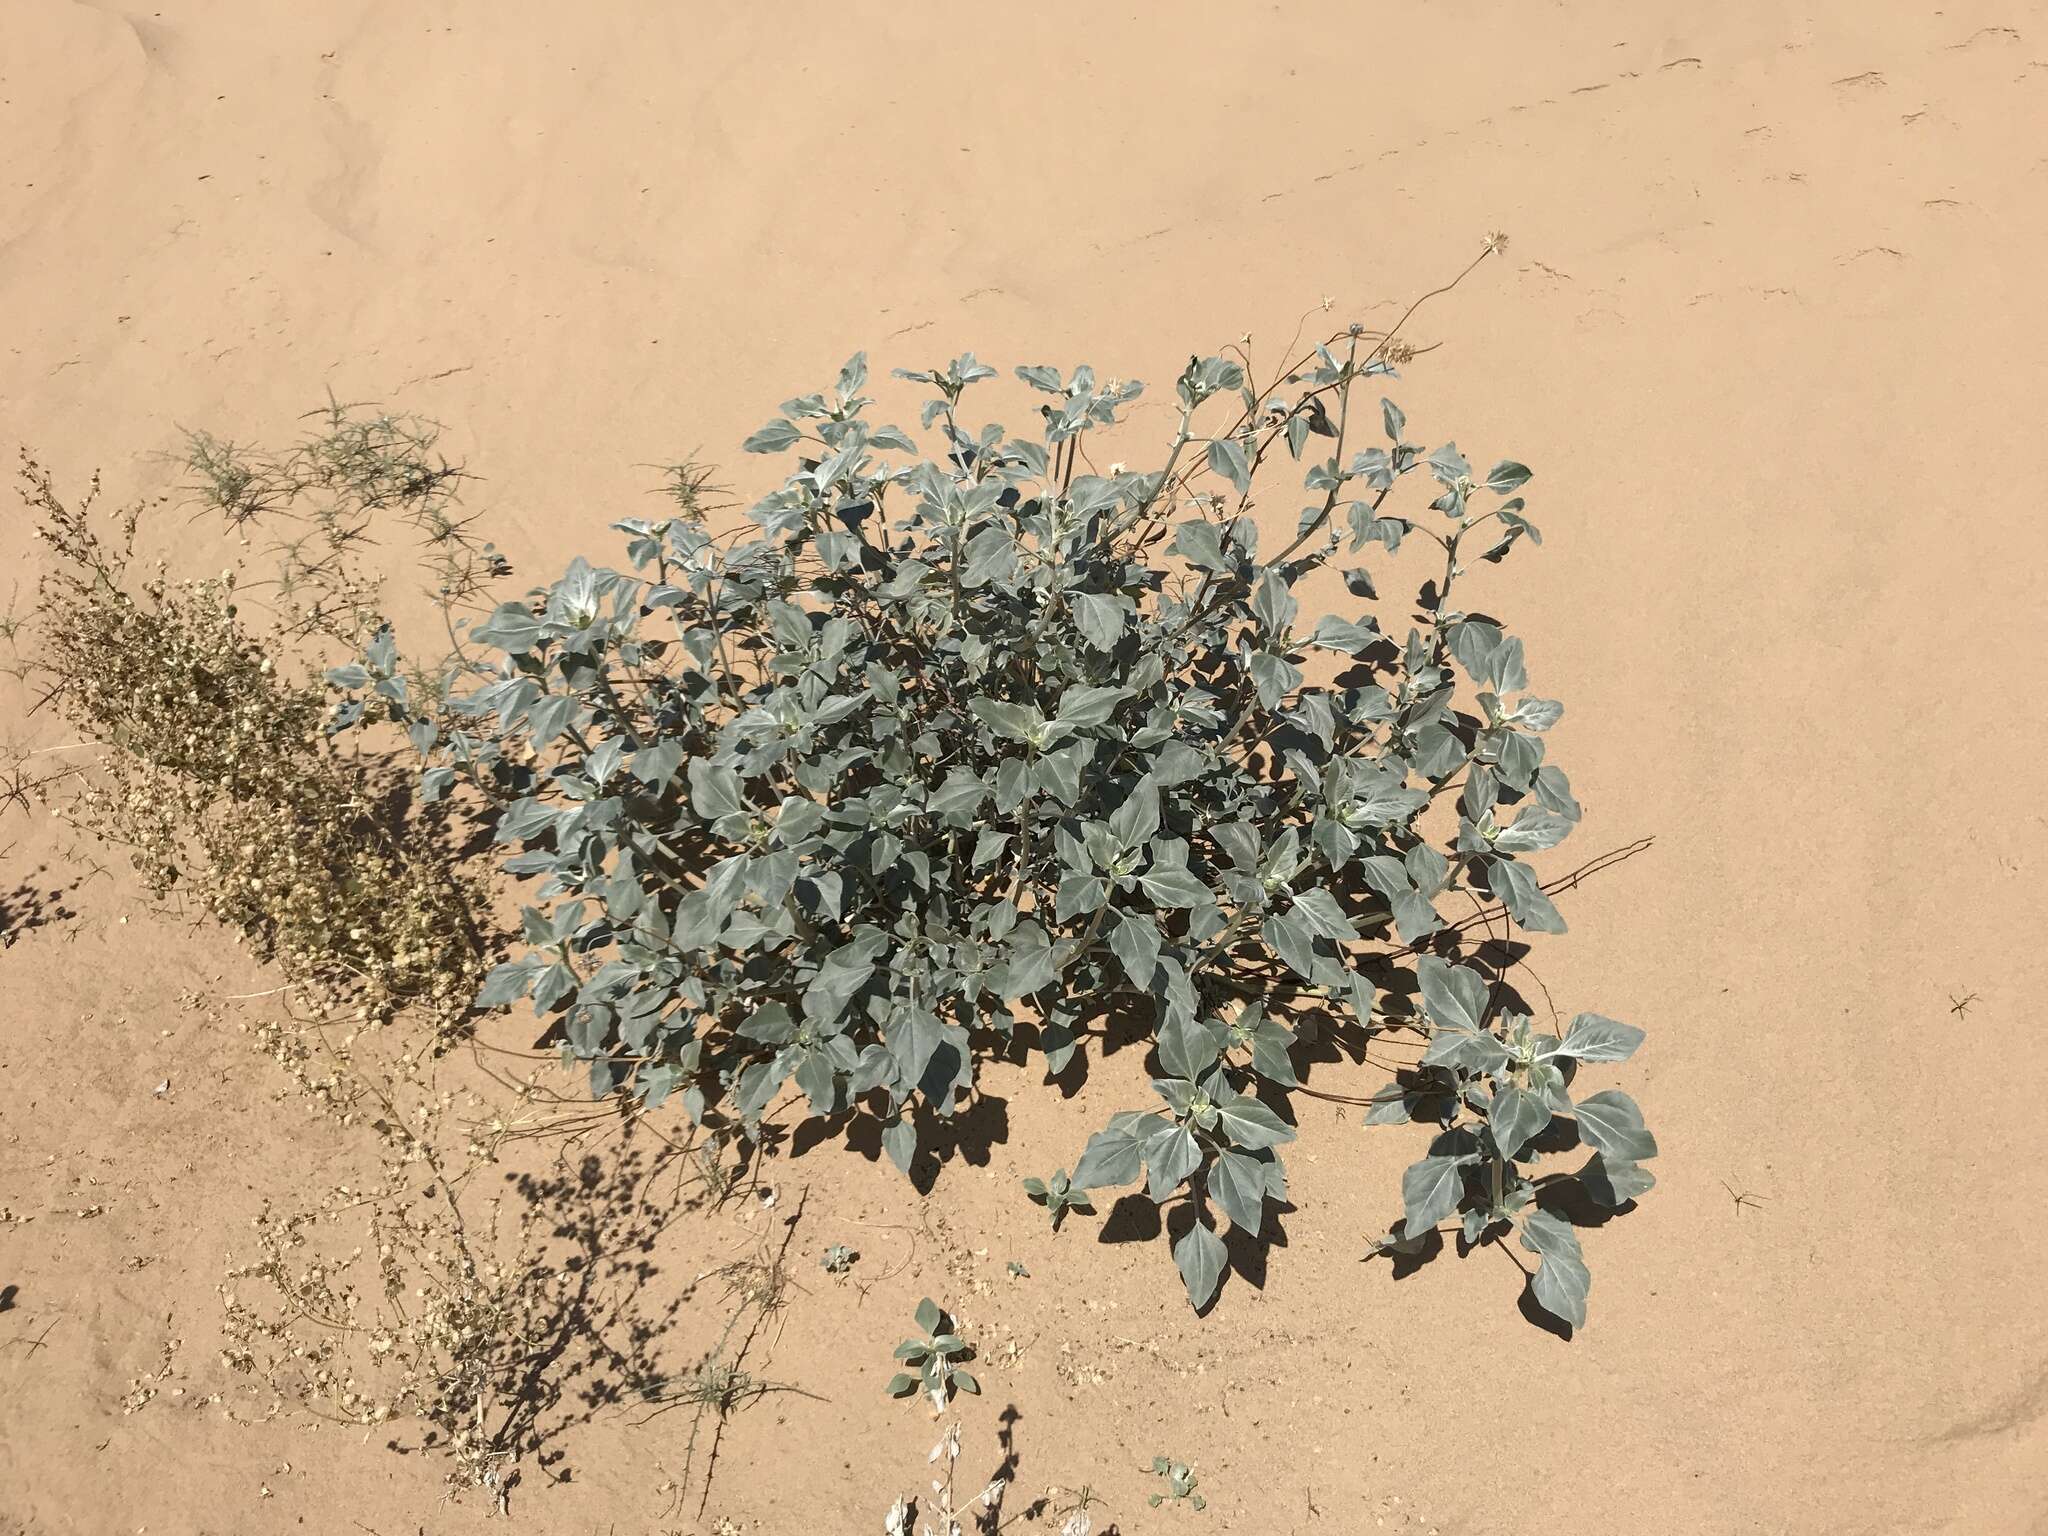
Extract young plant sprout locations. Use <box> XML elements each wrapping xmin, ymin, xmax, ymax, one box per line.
<box><xmin>886</xmin><ymin>1298</ymin><xmax>980</xmax><ymax>1413</ymax></box>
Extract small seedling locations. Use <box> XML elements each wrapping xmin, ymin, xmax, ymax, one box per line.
<box><xmin>821</xmin><ymin>1243</ymin><xmax>856</xmax><ymax>1275</ymax></box>
<box><xmin>1147</xmin><ymin>1456</ymin><xmax>1206</xmax><ymax>1511</ymax></box>
<box><xmin>886</xmin><ymin>1298</ymin><xmax>979</xmax><ymax>1412</ymax></box>
<box><xmin>1021</xmin><ymin>1169</ymin><xmax>1093</xmax><ymax>1231</ymax></box>
<box><xmin>1005</xmin><ymin>1260</ymin><xmax>1029</xmax><ymax>1279</ymax></box>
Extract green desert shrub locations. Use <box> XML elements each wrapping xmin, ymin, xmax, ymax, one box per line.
<box><xmin>341</xmin><ymin>261</ymin><xmax>1657</xmax><ymax>1327</ymax></box>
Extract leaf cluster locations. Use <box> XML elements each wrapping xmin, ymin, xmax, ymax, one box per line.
<box><xmin>886</xmin><ymin>1297</ymin><xmax>980</xmax><ymax>1411</ymax></box>
<box><xmin>345</xmin><ymin>292</ymin><xmax>1656</xmax><ymax>1324</ymax></box>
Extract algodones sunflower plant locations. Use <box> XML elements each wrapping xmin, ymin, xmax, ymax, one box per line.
<box><xmin>341</xmin><ymin>252</ymin><xmax>1657</xmax><ymax>1328</ymax></box>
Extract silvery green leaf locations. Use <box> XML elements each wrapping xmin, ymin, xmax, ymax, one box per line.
<box><xmin>1572</xmin><ymin>1089</ymin><xmax>1658</xmax><ymax>1162</ymax></box>
<box><xmin>1534</xmin><ymin>764</ymin><xmax>1582</xmax><ymax>820</ymax></box>
<box><xmin>996</xmin><ymin>933</ymin><xmax>1060</xmax><ymax>999</ymax></box>
<box><xmin>1034</xmin><ymin>741</ymin><xmax>1090</xmax><ymax>804</ymax></box>
<box><xmin>1492</xmin><ymin>635</ymin><xmax>1528</xmax><ymax>692</ymax></box>
<box><xmin>1152</xmin><ymin>1075</ymin><xmax>1199</xmax><ymax>1118</ymax></box>
<box><xmin>1211</xmin><ymin>821</ymin><xmax>1261</xmax><ymax>870</ymax></box>
<box><xmin>1290</xmin><ymin>887</ymin><xmax>1358</xmax><ymax>942</ymax></box>
<box><xmin>1410</xmin><ymin>723</ymin><xmax>1468</xmax><ymax>780</ymax></box>
<box><xmin>835</xmin><ymin>351</ymin><xmax>869</xmax><ymax>399</ymax></box>
<box><xmin>1531</xmin><ymin>1059</ymin><xmax>1572</xmax><ymax>1113</ymax></box>
<box><xmin>1492</xmin><ymin>809</ymin><xmax>1572</xmax><ymax>853</ymax></box>
<box><xmin>1005</xmin><ymin>437</ymin><xmax>1050</xmax><ymax>476</ymax></box>
<box><xmin>971</xmin><ymin>697</ymin><xmax>1042</xmax><ymax>741</ymax></box>
<box><xmin>687</xmin><ymin>760</ymin><xmax>744</xmax><ymax>820</ymax></box>
<box><xmin>1158</xmin><ymin>1013</ymin><xmax>1226</xmax><ymax>1081</ymax></box>
<box><xmin>881</xmin><ymin>1115</ymin><xmax>918</xmax><ymax>1176</ymax></box>
<box><xmin>1145</xmin><ymin>1124</ymin><xmax>1203</xmax><ymax>1200</ymax></box>
<box><xmin>1355</xmin><ymin>778</ymin><xmax>1429</xmax><ymax>827</ymax></box>
<box><xmin>731</xmin><ymin>1056</ymin><xmax>791</xmax><ymax>1120</ymax></box>
<box><xmin>1361</xmin><ymin>1088</ymin><xmax>1411</xmax><ymax>1126</ymax></box>
<box><xmin>1346</xmin><ymin>970</ymin><xmax>1378</xmax><ymax>1026</ymax></box>
<box><xmin>1058</xmin><ymin>685</ymin><xmax>1128</xmax><ymax>728</ymax></box>
<box><xmin>1173</xmin><ymin>1218</ymin><xmax>1228</xmax><ymax>1309</ymax></box>
<box><xmin>1485</xmin><ymin>460</ymin><xmax>1532</xmax><ymax>494</ymax></box>
<box><xmin>1313</xmin><ymin>816</ymin><xmax>1357</xmax><ymax>868</ymax></box>
<box><xmin>1380</xmin><ymin>397</ymin><xmax>1405</xmax><ymax>442</ymax></box>
<box><xmin>1073</xmin><ymin>592</ymin><xmax>1129</xmax><ymax>651</ymax></box>
<box><xmin>927</xmin><ymin>768</ymin><xmax>987</xmax><ymax>818</ymax></box>
<box><xmin>1073</xmin><ymin>1112</ymin><xmax>1155</xmax><ymax>1188</ymax></box>
<box><xmin>1490</xmin><ymin>1083</ymin><xmax>1548</xmax><ymax>1160</ymax></box>
<box><xmin>738</xmin><ymin>1002</ymin><xmax>796</xmax><ymax>1044</ymax></box>
<box><xmin>804</xmin><ymin>953</ymin><xmax>875</xmax><ymax>1023</ymax></box>
<box><xmin>1546</xmin><ymin>1013</ymin><xmax>1645</xmax><ymax>1063</ymax></box>
<box><xmin>1107</xmin><ymin>911</ymin><xmax>1163</xmax><ymax>987</ymax></box>
<box><xmin>1576</xmin><ymin>1152</ymin><xmax>1657</xmax><ymax>1206</ymax></box>
<box><xmin>1427</xmin><ymin>442</ymin><xmax>1470</xmax><ymax>483</ymax></box>
<box><xmin>1206</xmin><ymin>436</ymin><xmax>1251</xmax><ymax>496</ymax></box>
<box><xmin>1038</xmin><ymin>1018</ymin><xmax>1079</xmax><ymax>1074</ymax></box>
<box><xmin>584</xmin><ymin>736</ymin><xmax>626</xmax><ymax>786</ymax></box>
<box><xmin>1138</xmin><ymin>864</ymin><xmax>1213</xmax><ymax>910</ymax></box>
<box><xmin>1401</xmin><ymin>1154</ymin><xmax>1465</xmax><ymax>1235</ymax></box>
<box><xmin>961</xmin><ymin>526</ymin><xmax>1017</xmax><ymax>587</ymax></box>
<box><xmin>1249</xmin><ymin>1020</ymin><xmax>1299</xmax><ymax>1087</ymax></box>
<box><xmin>472</xmin><ymin>601</ymin><xmax>544</xmax><ymax>655</ymax></box>
<box><xmin>1057</xmin><ymin>873</ymin><xmax>1107</xmax><ymax>920</ymax></box>
<box><xmin>1422</xmin><ymin>1027</ymin><xmax>1510</xmax><ymax>1075</ymax></box>
<box><xmin>1108</xmin><ymin>776</ymin><xmax>1161</xmax><ymax>848</ymax></box>
<box><xmin>1418</xmin><ymin>956</ymin><xmax>1488</xmax><ymax>1033</ymax></box>
<box><xmin>475</xmin><ymin>958</ymin><xmax>542</xmax><ymax>1008</ymax></box>
<box><xmin>631</xmin><ymin>738</ymin><xmax>684</xmax><ymax>787</ymax></box>
<box><xmin>1496</xmin><ymin>727</ymin><xmax>1542</xmax><ymax>790</ymax></box>
<box><xmin>1169</xmin><ymin>520</ymin><xmax>1231</xmax><ymax>573</ymax></box>
<box><xmin>1286</xmin><ymin>413</ymin><xmax>1309</xmax><ymax>458</ymax></box>
<box><xmin>1446</xmin><ymin>619</ymin><xmax>1503</xmax><ymax>681</ymax></box>
<box><xmin>1073</xmin><ymin>479</ymin><xmax>1122</xmax><ymax>520</ymax></box>
<box><xmin>1521</xmin><ymin>1205</ymin><xmax>1583</xmax><ymax>1263</ymax></box>
<box><xmin>1490</xmin><ymin>857</ymin><xmax>1567</xmax><ymax>933</ymax></box>
<box><xmin>743</xmin><ymin>419</ymin><xmax>802</xmax><ymax>454</ymax></box>
<box><xmin>1510</xmin><ymin>696</ymin><xmax>1563</xmax><ymax>732</ymax></box>
<box><xmin>1211</xmin><ymin>1149</ymin><xmax>1268</xmax><ymax>1234</ymax></box>
<box><xmin>1250</xmin><ymin>571</ymin><xmax>1298</xmax><ymax>634</ymax></box>
<box><xmin>1309</xmin><ymin>615</ymin><xmax>1378</xmax><ymax>652</ymax></box>
<box><xmin>1403</xmin><ymin>843</ymin><xmax>1449</xmax><ymax>897</ymax></box>
<box><xmin>793</xmin><ymin>1049</ymin><xmax>839</xmax><ymax>1115</ymax></box>
<box><xmin>1016</xmin><ymin>364</ymin><xmax>1064</xmax><ymax>394</ymax></box>
<box><xmin>1521</xmin><ymin>1210</ymin><xmax>1588</xmax><ymax>1324</ymax></box>
<box><xmin>1248</xmin><ymin>651</ymin><xmax>1300</xmax><ymax>710</ymax></box>
<box><xmin>1210</xmin><ymin>1091</ymin><xmax>1295</xmax><ymax>1151</ymax></box>
<box><xmin>1260</xmin><ymin>908</ymin><xmax>1320</xmax><ymax>983</ymax></box>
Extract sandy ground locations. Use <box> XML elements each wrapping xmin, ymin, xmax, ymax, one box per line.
<box><xmin>5</xmin><ymin>2</ymin><xmax>2048</xmax><ymax>1533</ymax></box>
